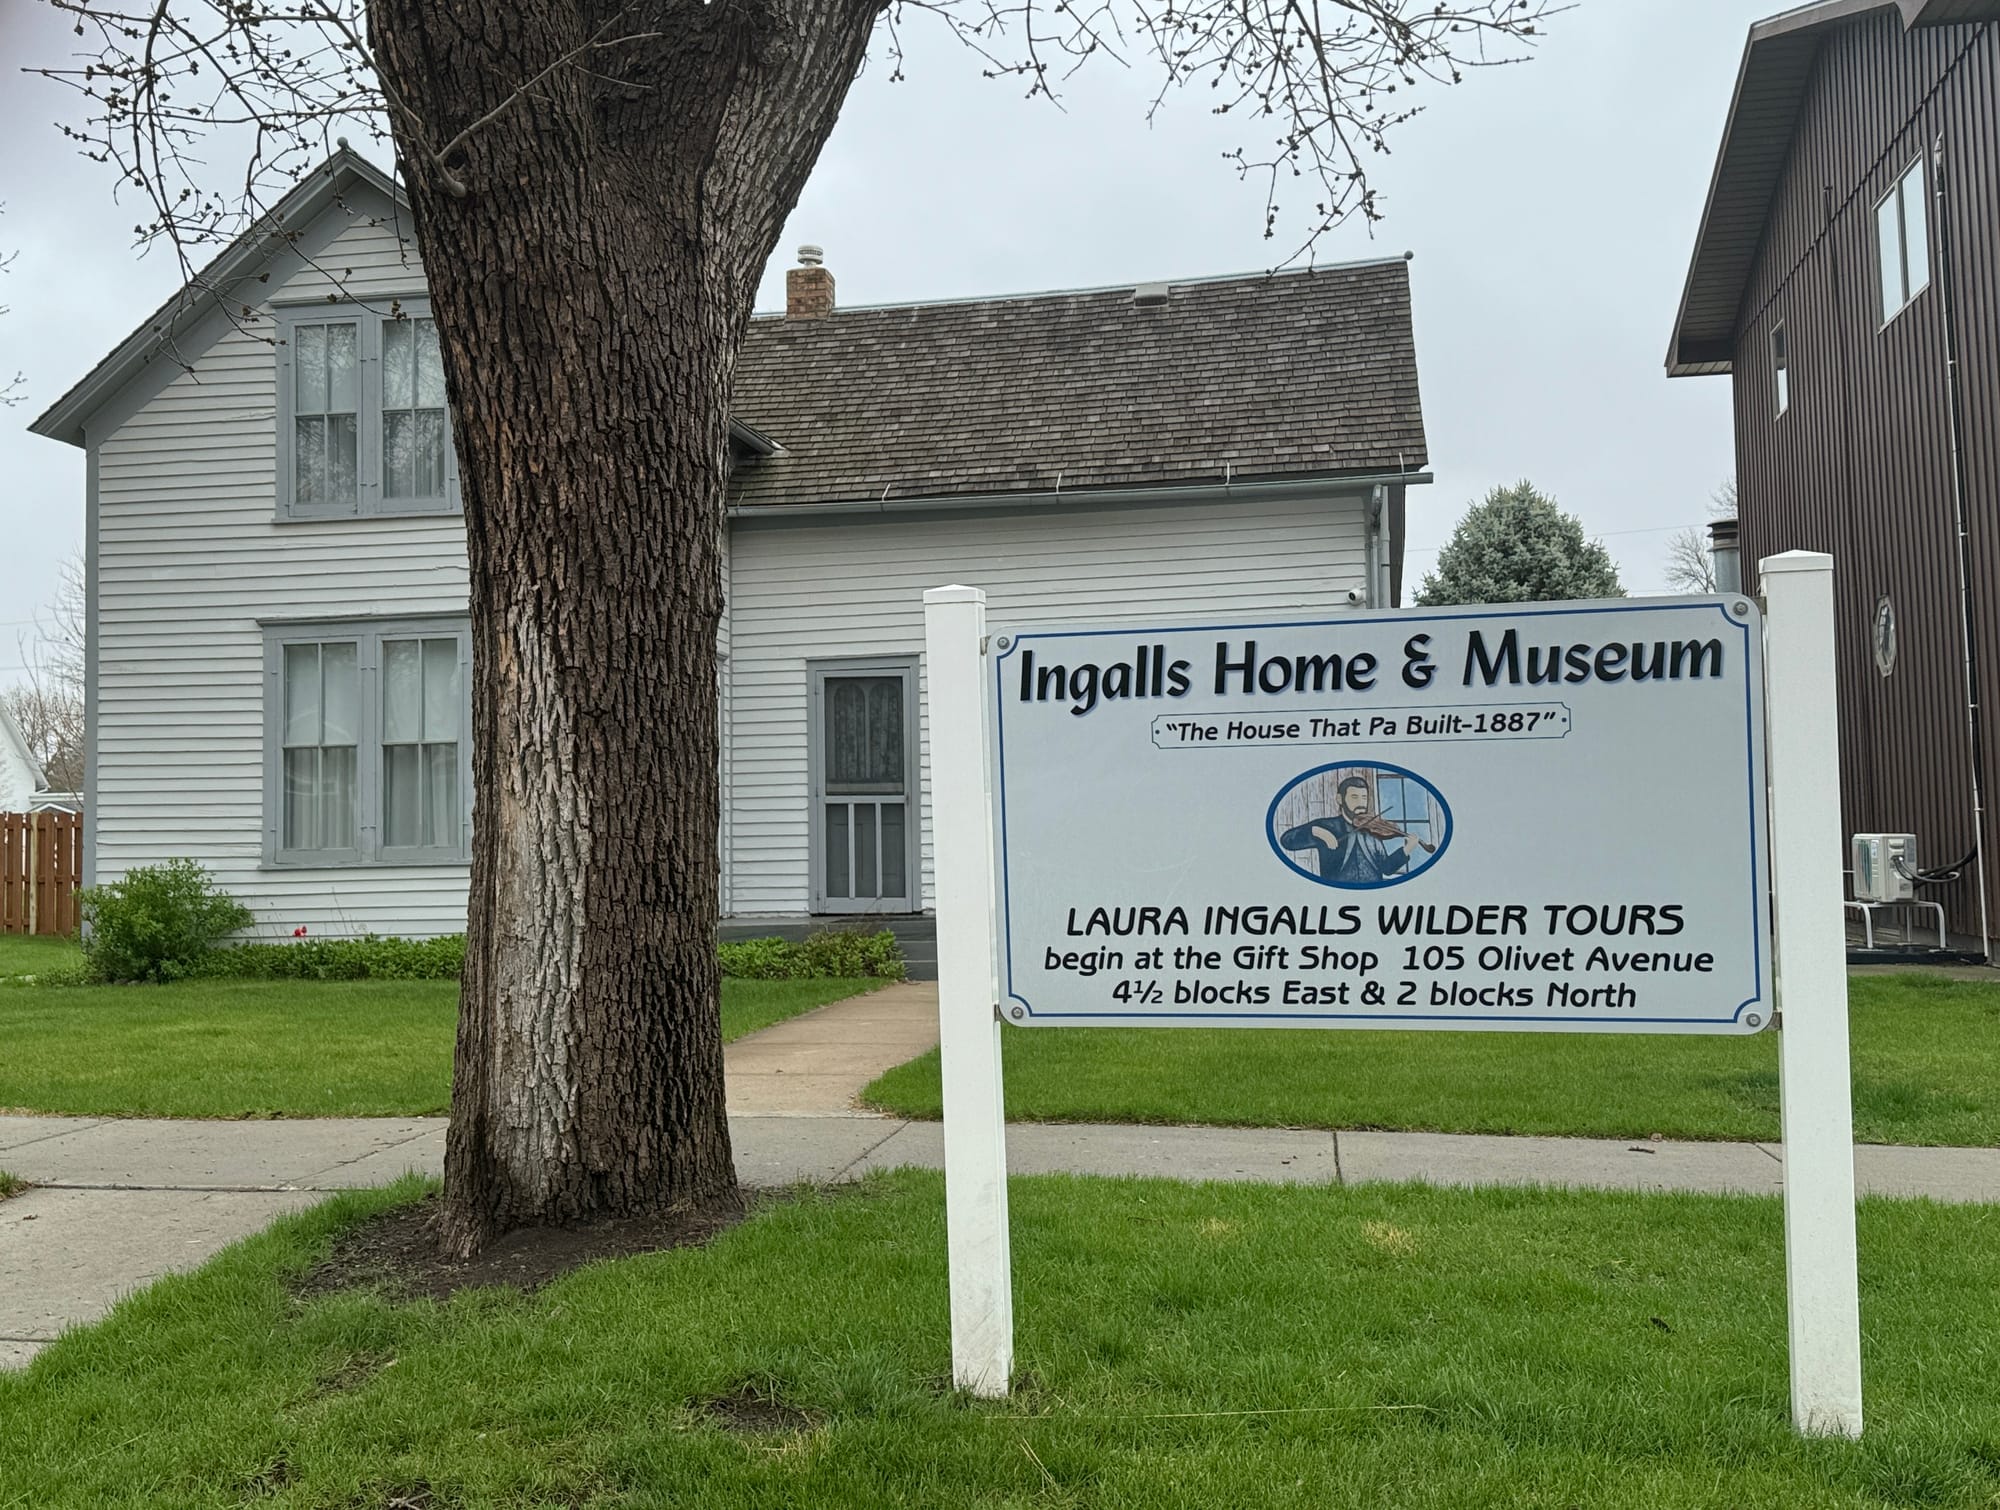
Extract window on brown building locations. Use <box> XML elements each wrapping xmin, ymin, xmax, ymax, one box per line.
<box><xmin>1876</xmin><ymin>158</ymin><xmax>1932</xmax><ymax>326</ymax></box>
<box><xmin>1771</xmin><ymin>324</ymin><xmax>1789</xmax><ymax>418</ymax></box>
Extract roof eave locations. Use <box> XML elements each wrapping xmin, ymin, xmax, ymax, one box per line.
<box><xmin>0</xmin><ymin>699</ymin><xmax>48</xmax><ymax>792</ymax></box>
<box><xmin>727</xmin><ymin>418</ymin><xmax>783</xmax><ymax>455</ymax></box>
<box><xmin>1899</xmin><ymin>0</ymin><xmax>2000</xmax><ymax>23</ymax></box>
<box><xmin>1666</xmin><ymin>0</ymin><xmax>1900</xmax><ymax>378</ymax></box>
<box><xmin>28</xmin><ymin>147</ymin><xmax>401</xmax><ymax>448</ymax></box>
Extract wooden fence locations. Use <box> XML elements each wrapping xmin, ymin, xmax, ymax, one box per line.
<box><xmin>1</xmin><ymin>811</ymin><xmax>84</xmax><ymax>936</ymax></box>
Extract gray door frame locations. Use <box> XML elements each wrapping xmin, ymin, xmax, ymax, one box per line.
<box><xmin>807</xmin><ymin>655</ymin><xmax>921</xmax><ymax>915</ymax></box>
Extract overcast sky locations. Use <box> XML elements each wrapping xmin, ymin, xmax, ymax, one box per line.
<box><xmin>0</xmin><ymin>0</ymin><xmax>1770</xmax><ymax>681</ymax></box>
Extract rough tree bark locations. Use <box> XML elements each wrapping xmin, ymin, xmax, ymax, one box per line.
<box><xmin>366</xmin><ymin>0</ymin><xmax>882</xmax><ymax>1256</ymax></box>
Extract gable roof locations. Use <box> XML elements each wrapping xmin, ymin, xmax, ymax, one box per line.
<box><xmin>33</xmin><ymin>151</ymin><xmax>1429</xmax><ymax>508</ymax></box>
<box><xmin>1666</xmin><ymin>0</ymin><xmax>2000</xmax><ymax>376</ymax></box>
<box><xmin>729</xmin><ymin>259</ymin><xmax>1427</xmax><ymax>509</ymax></box>
<box><xmin>0</xmin><ymin>697</ymin><xmax>48</xmax><ymax>794</ymax></box>
<box><xmin>31</xmin><ymin>148</ymin><xmax>403</xmax><ymax>447</ymax></box>
<box><xmin>30</xmin><ymin>148</ymin><xmax>781</xmax><ymax>461</ymax></box>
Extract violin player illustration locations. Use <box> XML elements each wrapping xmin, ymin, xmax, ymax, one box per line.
<box><xmin>1269</xmin><ymin>763</ymin><xmax>1451</xmax><ymax>889</ymax></box>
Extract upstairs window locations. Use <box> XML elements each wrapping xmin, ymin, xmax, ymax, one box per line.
<box><xmin>1876</xmin><ymin>158</ymin><xmax>1931</xmax><ymax>325</ymax></box>
<box><xmin>1771</xmin><ymin>323</ymin><xmax>1789</xmax><ymax>418</ymax></box>
<box><xmin>290</xmin><ymin>322</ymin><xmax>359</xmax><ymax>512</ymax></box>
<box><xmin>383</xmin><ymin>317</ymin><xmax>450</xmax><ymax>501</ymax></box>
<box><xmin>276</xmin><ymin>301</ymin><xmax>458</xmax><ymax>519</ymax></box>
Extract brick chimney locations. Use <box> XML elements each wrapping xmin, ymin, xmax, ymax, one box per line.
<box><xmin>786</xmin><ymin>245</ymin><xmax>835</xmax><ymax>320</ymax></box>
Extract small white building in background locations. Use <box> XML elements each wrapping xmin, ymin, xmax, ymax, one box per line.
<box><xmin>0</xmin><ymin>701</ymin><xmax>48</xmax><ymax>812</ymax></box>
<box><xmin>30</xmin><ymin>150</ymin><xmax>1431</xmax><ymax>939</ymax></box>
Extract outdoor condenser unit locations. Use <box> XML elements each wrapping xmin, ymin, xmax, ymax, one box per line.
<box><xmin>1851</xmin><ymin>834</ymin><xmax>1918</xmax><ymax>903</ymax></box>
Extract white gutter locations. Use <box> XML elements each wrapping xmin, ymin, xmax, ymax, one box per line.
<box><xmin>727</xmin><ymin>470</ymin><xmax>1433</xmax><ymax>522</ymax></box>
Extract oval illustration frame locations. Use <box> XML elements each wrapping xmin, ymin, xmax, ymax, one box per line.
<box><xmin>1265</xmin><ymin>760</ymin><xmax>1455</xmax><ymax>891</ymax></box>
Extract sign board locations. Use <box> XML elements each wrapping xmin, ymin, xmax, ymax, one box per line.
<box><xmin>989</xmin><ymin>597</ymin><xmax>1771</xmax><ymax>1034</ymax></box>
<box><xmin>930</xmin><ymin>566</ymin><xmax>1859</xmax><ymax>1435</ymax></box>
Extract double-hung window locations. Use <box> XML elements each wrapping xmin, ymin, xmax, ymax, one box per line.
<box><xmin>1875</xmin><ymin>158</ymin><xmax>1931</xmax><ymax>326</ymax></box>
<box><xmin>265</xmin><ymin>619</ymin><xmax>472</xmax><ymax>866</ymax></box>
<box><xmin>276</xmin><ymin>300</ymin><xmax>458</xmax><ymax>518</ymax></box>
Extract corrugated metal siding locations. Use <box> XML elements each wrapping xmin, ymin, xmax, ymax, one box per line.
<box><xmin>1732</xmin><ymin>14</ymin><xmax>2000</xmax><ymax>937</ymax></box>
<box><xmin>724</xmin><ymin>492</ymin><xmax>1369</xmax><ymax>916</ymax></box>
<box><xmin>91</xmin><ymin>188</ymin><xmax>474</xmax><ymax>937</ymax></box>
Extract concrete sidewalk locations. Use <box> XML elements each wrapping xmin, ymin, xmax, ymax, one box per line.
<box><xmin>724</xmin><ymin>980</ymin><xmax>940</xmax><ymax>1116</ymax></box>
<box><xmin>6</xmin><ymin>1110</ymin><xmax>2000</xmax><ymax>1367</ymax></box>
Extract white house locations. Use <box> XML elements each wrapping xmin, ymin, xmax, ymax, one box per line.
<box><xmin>31</xmin><ymin>150</ymin><xmax>1430</xmax><ymax>938</ymax></box>
<box><xmin>0</xmin><ymin>700</ymin><xmax>48</xmax><ymax>812</ymax></box>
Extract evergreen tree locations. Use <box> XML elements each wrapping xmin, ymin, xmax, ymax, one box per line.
<box><xmin>1416</xmin><ymin>482</ymin><xmax>1624</xmax><ymax>606</ymax></box>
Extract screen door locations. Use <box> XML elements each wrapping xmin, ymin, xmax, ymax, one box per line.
<box><xmin>810</xmin><ymin>662</ymin><xmax>917</xmax><ymax>913</ymax></box>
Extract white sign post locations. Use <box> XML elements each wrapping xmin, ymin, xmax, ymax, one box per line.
<box><xmin>924</xmin><ymin>569</ymin><xmax>1860</xmax><ymax>1434</ymax></box>
<box><xmin>1762</xmin><ymin>551</ymin><xmax>1864</xmax><ymax>1439</ymax></box>
<box><xmin>923</xmin><ymin>585</ymin><xmax>1014</xmax><ymax>1399</ymax></box>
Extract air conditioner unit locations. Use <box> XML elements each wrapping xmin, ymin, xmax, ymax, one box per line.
<box><xmin>1852</xmin><ymin>834</ymin><xmax>1917</xmax><ymax>903</ymax></box>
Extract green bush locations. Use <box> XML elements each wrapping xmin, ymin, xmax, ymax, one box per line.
<box><xmin>187</xmin><ymin>933</ymin><xmax>466</xmax><ymax>982</ymax></box>
<box><xmin>719</xmin><ymin>928</ymin><xmax>905</xmax><ymax>981</ymax></box>
<box><xmin>78</xmin><ymin>860</ymin><xmax>254</xmax><ymax>983</ymax></box>
<box><xmin>0</xmin><ymin>959</ymin><xmax>92</xmax><ymax>990</ymax></box>
<box><xmin>52</xmin><ymin>907</ymin><xmax>897</xmax><ymax>989</ymax></box>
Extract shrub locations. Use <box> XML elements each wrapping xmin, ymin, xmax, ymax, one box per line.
<box><xmin>0</xmin><ymin>959</ymin><xmax>92</xmax><ymax>990</ymax></box>
<box><xmin>78</xmin><ymin>860</ymin><xmax>254</xmax><ymax>983</ymax></box>
<box><xmin>719</xmin><ymin>928</ymin><xmax>905</xmax><ymax>981</ymax></box>
<box><xmin>187</xmin><ymin>933</ymin><xmax>466</xmax><ymax>982</ymax></box>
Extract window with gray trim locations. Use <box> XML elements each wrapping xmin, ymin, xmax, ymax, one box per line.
<box><xmin>263</xmin><ymin>618</ymin><xmax>472</xmax><ymax>865</ymax></box>
<box><xmin>275</xmin><ymin>300</ymin><xmax>459</xmax><ymax>519</ymax></box>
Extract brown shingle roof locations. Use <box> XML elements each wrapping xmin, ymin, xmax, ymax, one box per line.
<box><xmin>728</xmin><ymin>258</ymin><xmax>1427</xmax><ymax>508</ymax></box>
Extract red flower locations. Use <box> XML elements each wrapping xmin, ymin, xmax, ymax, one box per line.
<box><xmin>293</xmin><ymin>926</ymin><xmax>308</xmax><ymax>938</ymax></box>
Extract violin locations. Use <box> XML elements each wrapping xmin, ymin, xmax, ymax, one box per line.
<box><xmin>1347</xmin><ymin>811</ymin><xmax>1437</xmax><ymax>854</ymax></box>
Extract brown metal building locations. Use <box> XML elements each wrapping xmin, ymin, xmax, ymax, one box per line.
<box><xmin>1669</xmin><ymin>0</ymin><xmax>2000</xmax><ymax>951</ymax></box>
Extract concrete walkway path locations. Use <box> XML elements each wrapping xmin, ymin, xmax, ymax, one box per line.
<box><xmin>724</xmin><ymin>980</ymin><xmax>939</xmax><ymax>1115</ymax></box>
<box><xmin>6</xmin><ymin>1107</ymin><xmax>2000</xmax><ymax>1368</ymax></box>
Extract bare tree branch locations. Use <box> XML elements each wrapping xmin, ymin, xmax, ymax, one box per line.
<box><xmin>6</xmin><ymin>555</ymin><xmax>87</xmax><ymax>793</ymax></box>
<box><xmin>0</xmin><ymin>204</ymin><xmax>24</xmax><ymax>407</ymax></box>
<box><xmin>1663</xmin><ymin>527</ymin><xmax>1718</xmax><ymax>596</ymax></box>
<box><xmin>31</xmin><ymin>0</ymin><xmax>1565</xmax><ymax>279</ymax></box>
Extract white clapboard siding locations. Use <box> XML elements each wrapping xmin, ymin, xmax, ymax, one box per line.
<box><xmin>92</xmin><ymin>191</ymin><xmax>473</xmax><ymax>938</ymax></box>
<box><xmin>724</xmin><ymin>492</ymin><xmax>1370</xmax><ymax>916</ymax></box>
<box><xmin>91</xmin><ymin>177</ymin><xmax>1382</xmax><ymax>934</ymax></box>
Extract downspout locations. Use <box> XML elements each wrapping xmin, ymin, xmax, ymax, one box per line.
<box><xmin>1365</xmin><ymin>484</ymin><xmax>1390</xmax><ymax>609</ymax></box>
<box><xmin>1362</xmin><ymin>487</ymin><xmax>1380</xmax><ymax>608</ymax></box>
<box><xmin>1931</xmin><ymin>131</ymin><xmax>1992</xmax><ymax>961</ymax></box>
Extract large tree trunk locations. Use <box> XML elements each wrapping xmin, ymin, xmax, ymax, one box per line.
<box><xmin>368</xmin><ymin>0</ymin><xmax>880</xmax><ymax>1257</ymax></box>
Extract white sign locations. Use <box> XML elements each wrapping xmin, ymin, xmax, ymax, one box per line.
<box><xmin>929</xmin><ymin>568</ymin><xmax>1857</xmax><ymax>1435</ymax></box>
<box><xmin>989</xmin><ymin>598</ymin><xmax>1772</xmax><ymax>1034</ymax></box>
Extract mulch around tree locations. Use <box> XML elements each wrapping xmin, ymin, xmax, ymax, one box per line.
<box><xmin>293</xmin><ymin>1191</ymin><xmax>761</xmax><ymax>1304</ymax></box>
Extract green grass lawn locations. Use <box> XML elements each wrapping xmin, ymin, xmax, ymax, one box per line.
<box><xmin>865</xmin><ymin>973</ymin><xmax>2000</xmax><ymax>1147</ymax></box>
<box><xmin>0</xmin><ymin>932</ymin><xmax>83</xmax><ymax>980</ymax></box>
<box><xmin>5</xmin><ymin>1173</ymin><xmax>2000</xmax><ymax>1507</ymax></box>
<box><xmin>0</xmin><ymin>977</ymin><xmax>875</xmax><ymax>1118</ymax></box>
